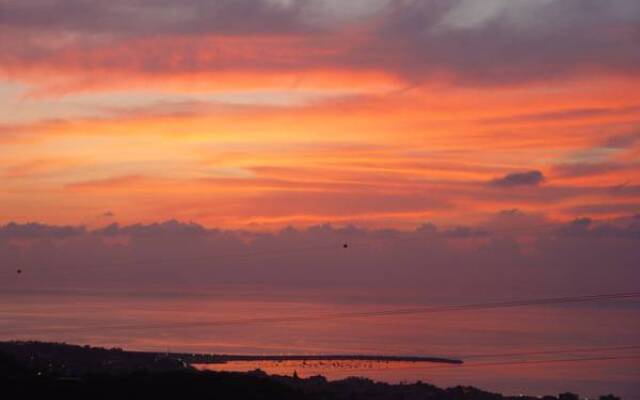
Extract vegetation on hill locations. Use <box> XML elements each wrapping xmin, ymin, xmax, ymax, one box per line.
<box><xmin>0</xmin><ymin>341</ymin><xmax>621</xmax><ymax>400</ymax></box>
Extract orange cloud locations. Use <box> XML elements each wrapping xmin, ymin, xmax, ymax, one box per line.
<box><xmin>1</xmin><ymin>36</ymin><xmax>639</xmax><ymax>228</ymax></box>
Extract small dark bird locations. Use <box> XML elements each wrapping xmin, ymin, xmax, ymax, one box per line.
<box><xmin>16</xmin><ymin>269</ymin><xmax>22</xmax><ymax>274</ymax></box>
<box><xmin>343</xmin><ymin>243</ymin><xmax>348</xmax><ymax>248</ymax></box>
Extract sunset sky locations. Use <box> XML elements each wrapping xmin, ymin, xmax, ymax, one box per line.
<box><xmin>1</xmin><ymin>0</ymin><xmax>638</xmax><ymax>229</ymax></box>
<box><xmin>1</xmin><ymin>2</ymin><xmax>640</xmax><ymax>397</ymax></box>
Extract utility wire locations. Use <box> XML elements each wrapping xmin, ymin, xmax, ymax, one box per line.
<box><xmin>420</xmin><ymin>355</ymin><xmax>640</xmax><ymax>370</ymax></box>
<box><xmin>6</xmin><ymin>220</ymin><xmax>599</xmax><ymax>273</ymax></box>
<box><xmin>459</xmin><ymin>345</ymin><xmax>640</xmax><ymax>360</ymax></box>
<box><xmin>6</xmin><ymin>291</ymin><xmax>638</xmax><ymax>334</ymax></box>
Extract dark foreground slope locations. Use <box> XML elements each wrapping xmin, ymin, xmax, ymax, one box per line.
<box><xmin>0</xmin><ymin>341</ymin><xmax>622</xmax><ymax>400</ymax></box>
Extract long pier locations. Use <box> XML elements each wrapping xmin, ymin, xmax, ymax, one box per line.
<box><xmin>173</xmin><ymin>353</ymin><xmax>463</xmax><ymax>365</ymax></box>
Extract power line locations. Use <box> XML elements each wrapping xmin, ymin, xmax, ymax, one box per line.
<box><xmin>6</xmin><ymin>291</ymin><xmax>639</xmax><ymax>334</ymax></box>
<box><xmin>448</xmin><ymin>355</ymin><xmax>640</xmax><ymax>369</ymax></box>
<box><xmin>17</xmin><ymin>243</ymin><xmax>343</xmax><ymax>271</ymax></box>
<box><xmin>6</xmin><ymin>220</ymin><xmax>589</xmax><ymax>273</ymax></box>
<box><xmin>349</xmin><ymin>221</ymin><xmax>565</xmax><ymax>248</ymax></box>
<box><xmin>459</xmin><ymin>345</ymin><xmax>640</xmax><ymax>360</ymax></box>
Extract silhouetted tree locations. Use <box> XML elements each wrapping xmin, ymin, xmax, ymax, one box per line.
<box><xmin>558</xmin><ymin>393</ymin><xmax>580</xmax><ymax>400</ymax></box>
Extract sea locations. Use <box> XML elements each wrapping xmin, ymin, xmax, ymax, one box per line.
<box><xmin>1</xmin><ymin>287</ymin><xmax>638</xmax><ymax>399</ymax></box>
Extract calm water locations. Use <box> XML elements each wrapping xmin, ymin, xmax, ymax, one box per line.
<box><xmin>1</xmin><ymin>289</ymin><xmax>638</xmax><ymax>398</ymax></box>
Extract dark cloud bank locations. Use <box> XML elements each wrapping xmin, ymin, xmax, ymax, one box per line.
<box><xmin>490</xmin><ymin>170</ymin><xmax>545</xmax><ymax>187</ymax></box>
<box><xmin>1</xmin><ymin>0</ymin><xmax>639</xmax><ymax>86</ymax></box>
<box><xmin>1</xmin><ymin>216</ymin><xmax>638</xmax><ymax>303</ymax></box>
